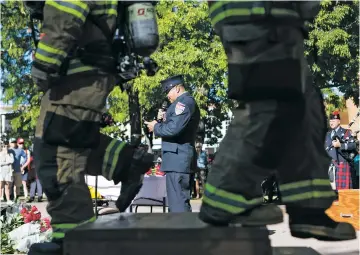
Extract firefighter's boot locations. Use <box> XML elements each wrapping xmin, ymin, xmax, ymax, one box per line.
<box><xmin>115</xmin><ymin>147</ymin><xmax>154</xmax><ymax>212</ymax></box>
<box><xmin>287</xmin><ymin>206</ymin><xmax>357</xmax><ymax>241</ymax></box>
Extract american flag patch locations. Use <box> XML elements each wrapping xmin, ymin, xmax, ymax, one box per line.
<box><xmin>175</xmin><ymin>102</ymin><xmax>185</xmax><ymax>115</ymax></box>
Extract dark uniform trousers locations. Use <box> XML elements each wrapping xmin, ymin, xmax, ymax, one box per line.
<box><xmin>200</xmin><ymin>23</ymin><xmax>335</xmax><ymax>221</ymax></box>
<box><xmin>166</xmin><ymin>172</ymin><xmax>192</xmax><ymax>212</ymax></box>
<box><xmin>34</xmin><ymin>73</ymin><xmax>133</xmax><ymax>241</ymax></box>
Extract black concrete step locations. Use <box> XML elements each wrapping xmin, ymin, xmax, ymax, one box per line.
<box><xmin>64</xmin><ymin>212</ymin><xmax>272</xmax><ymax>255</ymax></box>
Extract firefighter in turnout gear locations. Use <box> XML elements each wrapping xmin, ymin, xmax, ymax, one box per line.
<box><xmin>199</xmin><ymin>1</ymin><xmax>356</xmax><ymax>241</ymax></box>
<box><xmin>26</xmin><ymin>1</ymin><xmax>158</xmax><ymax>254</ymax></box>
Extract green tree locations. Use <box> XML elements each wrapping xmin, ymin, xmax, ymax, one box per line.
<box><xmin>306</xmin><ymin>0</ymin><xmax>359</xmax><ymax>105</ymax></box>
<box><xmin>322</xmin><ymin>88</ymin><xmax>346</xmax><ymax>117</ymax></box>
<box><xmin>1</xmin><ymin>1</ymin><xmax>40</xmax><ymax>140</ymax></box>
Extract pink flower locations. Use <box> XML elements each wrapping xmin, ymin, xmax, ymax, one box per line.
<box><xmin>31</xmin><ymin>206</ymin><xmax>38</xmax><ymax>212</ymax></box>
<box><xmin>36</xmin><ymin>214</ymin><xmax>42</xmax><ymax>221</ymax></box>
<box><xmin>42</xmin><ymin>218</ymin><xmax>51</xmax><ymax>229</ymax></box>
<box><xmin>20</xmin><ymin>208</ymin><xmax>28</xmax><ymax>215</ymax></box>
<box><xmin>25</xmin><ymin>214</ymin><xmax>33</xmax><ymax>222</ymax></box>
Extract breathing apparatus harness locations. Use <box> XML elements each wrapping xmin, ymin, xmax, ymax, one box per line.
<box><xmin>25</xmin><ymin>1</ymin><xmax>159</xmax><ymax>87</ymax></box>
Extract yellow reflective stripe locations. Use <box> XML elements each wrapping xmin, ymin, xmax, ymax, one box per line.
<box><xmin>38</xmin><ymin>42</ymin><xmax>67</xmax><ymax>57</ymax></box>
<box><xmin>92</xmin><ymin>0</ymin><xmax>117</xmax><ymax>16</ymax></box>
<box><xmin>102</xmin><ymin>139</ymin><xmax>117</xmax><ymax>179</ymax></box>
<box><xmin>92</xmin><ymin>9</ymin><xmax>117</xmax><ymax>16</ymax></box>
<box><xmin>67</xmin><ymin>0</ymin><xmax>88</xmax><ymax>10</ymax></box>
<box><xmin>102</xmin><ymin>140</ymin><xmax>126</xmax><ymax>180</ymax></box>
<box><xmin>46</xmin><ymin>1</ymin><xmax>89</xmax><ymax>22</ymax></box>
<box><xmin>279</xmin><ymin>179</ymin><xmax>335</xmax><ymax>202</ymax></box>
<box><xmin>211</xmin><ymin>8</ymin><xmax>300</xmax><ymax>26</ymax></box>
<box><xmin>53</xmin><ymin>223</ymin><xmax>77</xmax><ymax>229</ymax></box>
<box><xmin>108</xmin><ymin>142</ymin><xmax>126</xmax><ymax>181</ymax></box>
<box><xmin>52</xmin><ymin>216</ymin><xmax>96</xmax><ymax>239</ymax></box>
<box><xmin>66</xmin><ymin>59</ymin><xmax>98</xmax><ymax>75</ymax></box>
<box><xmin>206</xmin><ymin>182</ymin><xmax>260</xmax><ymax>204</ymax></box>
<box><xmin>35</xmin><ymin>52</ymin><xmax>62</xmax><ymax>66</ymax></box>
<box><xmin>67</xmin><ymin>65</ymin><xmax>97</xmax><ymax>75</ymax></box>
<box><xmin>203</xmin><ymin>183</ymin><xmax>262</xmax><ymax>213</ymax></box>
<box><xmin>203</xmin><ymin>196</ymin><xmax>246</xmax><ymax>214</ymax></box>
<box><xmin>209</xmin><ymin>1</ymin><xmax>226</xmax><ymax>15</ymax></box>
<box><xmin>282</xmin><ymin>191</ymin><xmax>335</xmax><ymax>203</ymax></box>
<box><xmin>271</xmin><ymin>9</ymin><xmax>299</xmax><ymax>17</ymax></box>
<box><xmin>279</xmin><ymin>179</ymin><xmax>331</xmax><ymax>191</ymax></box>
<box><xmin>95</xmin><ymin>0</ymin><xmax>117</xmax><ymax>5</ymax></box>
<box><xmin>52</xmin><ymin>216</ymin><xmax>96</xmax><ymax>229</ymax></box>
<box><xmin>35</xmin><ymin>42</ymin><xmax>67</xmax><ymax>67</ymax></box>
<box><xmin>52</xmin><ymin>232</ymin><xmax>65</xmax><ymax>239</ymax></box>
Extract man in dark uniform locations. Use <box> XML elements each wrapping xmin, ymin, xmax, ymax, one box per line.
<box><xmin>199</xmin><ymin>1</ymin><xmax>356</xmax><ymax>241</ymax></box>
<box><xmin>325</xmin><ymin>111</ymin><xmax>357</xmax><ymax>190</ymax></box>
<box><xmin>145</xmin><ymin>75</ymin><xmax>200</xmax><ymax>212</ymax></box>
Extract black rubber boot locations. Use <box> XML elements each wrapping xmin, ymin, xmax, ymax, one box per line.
<box><xmin>287</xmin><ymin>206</ymin><xmax>357</xmax><ymax>241</ymax></box>
<box><xmin>199</xmin><ymin>203</ymin><xmax>283</xmax><ymax>226</ymax></box>
<box><xmin>232</xmin><ymin>204</ymin><xmax>283</xmax><ymax>226</ymax></box>
<box><xmin>115</xmin><ymin>147</ymin><xmax>154</xmax><ymax>212</ymax></box>
<box><xmin>27</xmin><ymin>242</ymin><xmax>62</xmax><ymax>255</ymax></box>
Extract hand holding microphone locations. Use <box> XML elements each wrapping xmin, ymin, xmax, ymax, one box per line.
<box><xmin>157</xmin><ymin>101</ymin><xmax>168</xmax><ymax>122</ymax></box>
<box><xmin>145</xmin><ymin>101</ymin><xmax>168</xmax><ymax>132</ymax></box>
<box><xmin>157</xmin><ymin>109</ymin><xmax>166</xmax><ymax>121</ymax></box>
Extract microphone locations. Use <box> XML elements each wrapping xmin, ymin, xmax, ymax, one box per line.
<box><xmin>161</xmin><ymin>101</ymin><xmax>168</xmax><ymax>111</ymax></box>
<box><xmin>158</xmin><ymin>101</ymin><xmax>168</xmax><ymax>122</ymax></box>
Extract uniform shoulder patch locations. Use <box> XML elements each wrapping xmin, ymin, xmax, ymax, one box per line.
<box><xmin>175</xmin><ymin>102</ymin><xmax>186</xmax><ymax>115</ymax></box>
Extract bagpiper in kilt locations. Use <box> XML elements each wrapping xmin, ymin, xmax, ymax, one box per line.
<box><xmin>325</xmin><ymin>111</ymin><xmax>357</xmax><ymax>190</ymax></box>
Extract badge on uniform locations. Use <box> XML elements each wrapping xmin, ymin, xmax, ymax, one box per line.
<box><xmin>175</xmin><ymin>102</ymin><xmax>186</xmax><ymax>115</ymax></box>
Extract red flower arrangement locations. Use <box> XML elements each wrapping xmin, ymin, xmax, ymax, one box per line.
<box><xmin>20</xmin><ymin>206</ymin><xmax>51</xmax><ymax>232</ymax></box>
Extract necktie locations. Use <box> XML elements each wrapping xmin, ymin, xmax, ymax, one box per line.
<box><xmin>331</xmin><ymin>130</ymin><xmax>336</xmax><ymax>139</ymax></box>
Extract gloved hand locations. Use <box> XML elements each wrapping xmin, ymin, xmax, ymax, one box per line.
<box><xmin>31</xmin><ymin>66</ymin><xmax>59</xmax><ymax>92</ymax></box>
<box><xmin>115</xmin><ymin>147</ymin><xmax>154</xmax><ymax>212</ymax></box>
<box><xmin>31</xmin><ymin>66</ymin><xmax>50</xmax><ymax>92</ymax></box>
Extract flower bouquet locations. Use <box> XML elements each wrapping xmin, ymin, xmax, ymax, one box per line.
<box><xmin>1</xmin><ymin>203</ymin><xmax>52</xmax><ymax>254</ymax></box>
<box><xmin>145</xmin><ymin>165</ymin><xmax>165</xmax><ymax>176</ymax></box>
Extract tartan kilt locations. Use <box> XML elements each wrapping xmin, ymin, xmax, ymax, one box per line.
<box><xmin>334</xmin><ymin>160</ymin><xmax>352</xmax><ymax>190</ymax></box>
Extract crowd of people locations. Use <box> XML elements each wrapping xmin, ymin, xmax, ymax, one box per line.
<box><xmin>0</xmin><ymin>137</ymin><xmax>43</xmax><ymax>205</ymax></box>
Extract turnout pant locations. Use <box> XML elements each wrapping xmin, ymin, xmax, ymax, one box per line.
<box><xmin>200</xmin><ymin>25</ymin><xmax>335</xmax><ymax>223</ymax></box>
<box><xmin>34</xmin><ymin>73</ymin><xmax>133</xmax><ymax>242</ymax></box>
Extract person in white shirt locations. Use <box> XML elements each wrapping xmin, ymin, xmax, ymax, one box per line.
<box><xmin>0</xmin><ymin>141</ymin><xmax>15</xmax><ymax>204</ymax></box>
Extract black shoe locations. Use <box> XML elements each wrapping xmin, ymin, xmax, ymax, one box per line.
<box><xmin>232</xmin><ymin>204</ymin><xmax>283</xmax><ymax>226</ymax></box>
<box><xmin>287</xmin><ymin>206</ymin><xmax>357</xmax><ymax>241</ymax></box>
<box><xmin>199</xmin><ymin>203</ymin><xmax>283</xmax><ymax>227</ymax></box>
<box><xmin>27</xmin><ymin>197</ymin><xmax>35</xmax><ymax>203</ymax></box>
<box><xmin>37</xmin><ymin>197</ymin><xmax>43</xmax><ymax>202</ymax></box>
<box><xmin>28</xmin><ymin>242</ymin><xmax>62</xmax><ymax>255</ymax></box>
<box><xmin>115</xmin><ymin>147</ymin><xmax>154</xmax><ymax>212</ymax></box>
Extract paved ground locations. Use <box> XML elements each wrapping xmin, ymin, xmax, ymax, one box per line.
<box><xmin>24</xmin><ymin>200</ymin><xmax>360</xmax><ymax>255</ymax></box>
